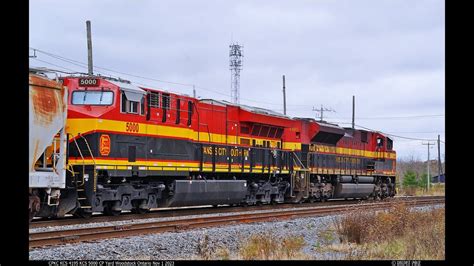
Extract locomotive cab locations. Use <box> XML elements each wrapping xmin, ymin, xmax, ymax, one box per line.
<box><xmin>63</xmin><ymin>77</ymin><xmax>147</xmax><ymax>119</ymax></box>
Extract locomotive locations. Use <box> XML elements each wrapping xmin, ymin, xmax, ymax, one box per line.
<box><xmin>30</xmin><ymin>70</ymin><xmax>396</xmax><ymax>219</ymax></box>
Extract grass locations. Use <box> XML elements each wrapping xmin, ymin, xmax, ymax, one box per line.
<box><xmin>398</xmin><ymin>183</ymin><xmax>445</xmax><ymax>196</ymax></box>
<box><xmin>327</xmin><ymin>202</ymin><xmax>445</xmax><ymax>260</ymax></box>
<box><xmin>238</xmin><ymin>232</ymin><xmax>307</xmax><ymax>260</ymax></box>
<box><xmin>196</xmin><ymin>201</ymin><xmax>444</xmax><ymax>260</ymax></box>
<box><xmin>197</xmin><ymin>232</ymin><xmax>309</xmax><ymax>260</ymax></box>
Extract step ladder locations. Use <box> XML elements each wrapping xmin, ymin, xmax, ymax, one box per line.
<box><xmin>77</xmin><ymin>188</ymin><xmax>91</xmax><ymax>209</ymax></box>
<box><xmin>71</xmin><ymin>134</ymin><xmax>96</xmax><ymax>210</ymax></box>
<box><xmin>290</xmin><ymin>152</ymin><xmax>310</xmax><ymax>200</ymax></box>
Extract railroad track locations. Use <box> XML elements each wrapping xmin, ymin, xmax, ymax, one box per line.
<box><xmin>30</xmin><ymin>198</ymin><xmax>376</xmax><ymax>229</ymax></box>
<box><xmin>30</xmin><ymin>195</ymin><xmax>442</xmax><ymax>229</ymax></box>
<box><xmin>29</xmin><ymin>196</ymin><xmax>444</xmax><ymax>249</ymax></box>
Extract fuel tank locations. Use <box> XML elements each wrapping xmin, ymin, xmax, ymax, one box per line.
<box><xmin>161</xmin><ymin>180</ymin><xmax>248</xmax><ymax>207</ymax></box>
<box><xmin>333</xmin><ymin>183</ymin><xmax>375</xmax><ymax>198</ymax></box>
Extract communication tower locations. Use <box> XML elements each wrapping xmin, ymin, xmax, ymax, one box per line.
<box><xmin>229</xmin><ymin>43</ymin><xmax>243</xmax><ymax>104</ymax></box>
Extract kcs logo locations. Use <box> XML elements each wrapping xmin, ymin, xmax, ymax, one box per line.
<box><xmin>100</xmin><ymin>134</ymin><xmax>111</xmax><ymax>156</ymax></box>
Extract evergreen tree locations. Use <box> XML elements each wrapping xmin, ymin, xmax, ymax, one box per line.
<box><xmin>418</xmin><ymin>173</ymin><xmax>428</xmax><ymax>189</ymax></box>
<box><xmin>403</xmin><ymin>170</ymin><xmax>418</xmax><ymax>188</ymax></box>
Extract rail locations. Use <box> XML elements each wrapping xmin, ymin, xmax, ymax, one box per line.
<box><xmin>29</xmin><ymin>196</ymin><xmax>444</xmax><ymax>249</ymax></box>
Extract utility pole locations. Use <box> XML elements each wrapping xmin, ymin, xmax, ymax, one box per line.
<box><xmin>312</xmin><ymin>105</ymin><xmax>335</xmax><ymax>122</ymax></box>
<box><xmin>29</xmin><ymin>49</ymin><xmax>37</xmax><ymax>58</ymax></box>
<box><xmin>86</xmin><ymin>20</ymin><xmax>93</xmax><ymax>75</ymax></box>
<box><xmin>437</xmin><ymin>135</ymin><xmax>442</xmax><ymax>183</ymax></box>
<box><xmin>283</xmin><ymin>75</ymin><xmax>286</xmax><ymax>115</ymax></box>
<box><xmin>422</xmin><ymin>142</ymin><xmax>434</xmax><ymax>190</ymax></box>
<box><xmin>193</xmin><ymin>85</ymin><xmax>196</xmax><ymax>98</ymax></box>
<box><xmin>352</xmin><ymin>95</ymin><xmax>355</xmax><ymax>129</ymax></box>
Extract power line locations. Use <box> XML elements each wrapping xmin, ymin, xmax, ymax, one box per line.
<box><xmin>328</xmin><ymin>114</ymin><xmax>444</xmax><ymax>120</ymax></box>
<box><xmin>31</xmin><ymin>57</ymin><xmax>189</xmax><ymax>96</ymax></box>
<box><xmin>30</xmin><ymin>58</ymin><xmax>85</xmax><ymax>74</ymax></box>
<box><xmin>31</xmin><ymin>53</ymin><xmax>447</xmax><ymax>145</ymax></box>
<box><xmin>335</xmin><ymin>122</ymin><xmax>445</xmax><ymax>142</ymax></box>
<box><xmin>385</xmin><ymin>131</ymin><xmax>445</xmax><ymax>134</ymax></box>
<box><xmin>29</xmin><ymin>47</ymin><xmax>313</xmax><ymax>107</ymax></box>
<box><xmin>312</xmin><ymin>105</ymin><xmax>335</xmax><ymax>121</ymax></box>
<box><xmin>28</xmin><ymin>47</ymin><xmax>447</xmax><ymax>132</ymax></box>
<box><xmin>30</xmin><ymin>47</ymin><xmax>196</xmax><ymax>87</ymax></box>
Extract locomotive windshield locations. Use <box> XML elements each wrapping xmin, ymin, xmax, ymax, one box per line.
<box><xmin>72</xmin><ymin>90</ymin><xmax>114</xmax><ymax>105</ymax></box>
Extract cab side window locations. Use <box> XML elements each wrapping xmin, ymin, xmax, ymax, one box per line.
<box><xmin>121</xmin><ymin>91</ymin><xmax>143</xmax><ymax>115</ymax></box>
<box><xmin>376</xmin><ymin>137</ymin><xmax>384</xmax><ymax>147</ymax></box>
<box><xmin>387</xmin><ymin>138</ymin><xmax>393</xmax><ymax>150</ymax></box>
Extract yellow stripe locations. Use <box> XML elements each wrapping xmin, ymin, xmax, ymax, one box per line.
<box><xmin>67</xmin><ymin>118</ymin><xmax>395</xmax><ymax>159</ymax></box>
<box><xmin>69</xmin><ymin>158</ymin><xmax>200</xmax><ymax>167</ymax></box>
<box><xmin>67</xmin><ymin>118</ymin><xmax>303</xmax><ymax>151</ymax></box>
<box><xmin>70</xmin><ymin>159</ymin><xmax>292</xmax><ymax>173</ymax></box>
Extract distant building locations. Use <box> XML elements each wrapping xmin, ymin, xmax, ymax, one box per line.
<box><xmin>431</xmin><ymin>173</ymin><xmax>445</xmax><ymax>183</ymax></box>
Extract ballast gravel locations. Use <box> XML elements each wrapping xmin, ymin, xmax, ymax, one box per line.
<box><xmin>29</xmin><ymin>204</ymin><xmax>352</xmax><ymax>234</ymax></box>
<box><xmin>29</xmin><ymin>204</ymin><xmax>444</xmax><ymax>260</ymax></box>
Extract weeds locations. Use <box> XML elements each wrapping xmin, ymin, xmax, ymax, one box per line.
<box><xmin>196</xmin><ymin>231</ymin><xmax>308</xmax><ymax>260</ymax></box>
<box><xmin>398</xmin><ymin>183</ymin><xmax>445</xmax><ymax>196</ymax></box>
<box><xmin>329</xmin><ymin>202</ymin><xmax>445</xmax><ymax>260</ymax></box>
<box><xmin>197</xmin><ymin>234</ymin><xmax>231</xmax><ymax>260</ymax></box>
<box><xmin>197</xmin><ymin>234</ymin><xmax>213</xmax><ymax>260</ymax></box>
<box><xmin>238</xmin><ymin>232</ymin><xmax>307</xmax><ymax>260</ymax></box>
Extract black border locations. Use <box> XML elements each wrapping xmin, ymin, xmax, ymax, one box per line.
<box><xmin>3</xmin><ymin>0</ymin><xmax>462</xmax><ymax>265</ymax></box>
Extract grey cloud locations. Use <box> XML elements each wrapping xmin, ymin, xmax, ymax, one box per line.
<box><xmin>29</xmin><ymin>0</ymin><xmax>444</xmax><ymax>159</ymax></box>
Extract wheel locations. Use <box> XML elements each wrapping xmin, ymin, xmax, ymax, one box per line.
<box><xmin>104</xmin><ymin>202</ymin><xmax>121</xmax><ymax>216</ymax></box>
<box><xmin>131</xmin><ymin>207</ymin><xmax>149</xmax><ymax>214</ymax></box>
<box><xmin>74</xmin><ymin>208</ymin><xmax>93</xmax><ymax>219</ymax></box>
<box><xmin>29</xmin><ymin>194</ymin><xmax>41</xmax><ymax>222</ymax></box>
<box><xmin>131</xmin><ymin>200</ymin><xmax>149</xmax><ymax>214</ymax></box>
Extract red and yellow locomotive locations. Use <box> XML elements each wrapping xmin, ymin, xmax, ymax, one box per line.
<box><xmin>35</xmin><ymin>75</ymin><xmax>396</xmax><ymax>218</ymax></box>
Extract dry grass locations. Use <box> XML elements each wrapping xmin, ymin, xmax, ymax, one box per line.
<box><xmin>238</xmin><ymin>232</ymin><xmax>308</xmax><ymax>260</ymax></box>
<box><xmin>398</xmin><ymin>183</ymin><xmax>445</xmax><ymax>196</ymax></box>
<box><xmin>197</xmin><ymin>232</ymin><xmax>309</xmax><ymax>260</ymax></box>
<box><xmin>328</xmin><ymin>202</ymin><xmax>445</xmax><ymax>260</ymax></box>
<box><xmin>197</xmin><ymin>234</ymin><xmax>230</xmax><ymax>260</ymax></box>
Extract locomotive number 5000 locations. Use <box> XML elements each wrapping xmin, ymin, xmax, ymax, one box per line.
<box><xmin>126</xmin><ymin>122</ymin><xmax>139</xmax><ymax>133</ymax></box>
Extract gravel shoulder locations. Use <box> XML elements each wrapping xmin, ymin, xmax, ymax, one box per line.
<box><xmin>29</xmin><ymin>204</ymin><xmax>444</xmax><ymax>260</ymax></box>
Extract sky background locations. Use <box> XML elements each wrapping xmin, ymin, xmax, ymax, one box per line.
<box><xmin>29</xmin><ymin>0</ymin><xmax>445</xmax><ymax>161</ymax></box>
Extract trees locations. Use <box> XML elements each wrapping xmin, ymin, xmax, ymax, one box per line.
<box><xmin>403</xmin><ymin>170</ymin><xmax>418</xmax><ymax>188</ymax></box>
<box><xmin>418</xmin><ymin>173</ymin><xmax>428</xmax><ymax>190</ymax></box>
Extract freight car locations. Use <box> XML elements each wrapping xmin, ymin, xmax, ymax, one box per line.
<box><xmin>31</xmin><ymin>73</ymin><xmax>396</xmax><ymax>219</ymax></box>
<box><xmin>29</xmin><ymin>69</ymin><xmax>68</xmax><ymax>220</ymax></box>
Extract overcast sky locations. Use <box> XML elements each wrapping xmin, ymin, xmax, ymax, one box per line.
<box><xmin>29</xmin><ymin>0</ymin><xmax>445</xmax><ymax>161</ymax></box>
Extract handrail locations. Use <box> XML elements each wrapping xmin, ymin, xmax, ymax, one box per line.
<box><xmin>198</xmin><ymin>123</ymin><xmax>212</xmax><ymax>143</ymax></box>
<box><xmin>72</xmin><ymin>137</ymin><xmax>86</xmax><ymax>165</ymax></box>
<box><xmin>79</xmin><ymin>134</ymin><xmax>96</xmax><ymax>165</ymax></box>
<box><xmin>292</xmin><ymin>152</ymin><xmax>307</xmax><ymax>170</ymax></box>
<box><xmin>72</xmin><ymin>137</ymin><xmax>86</xmax><ymax>187</ymax></box>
